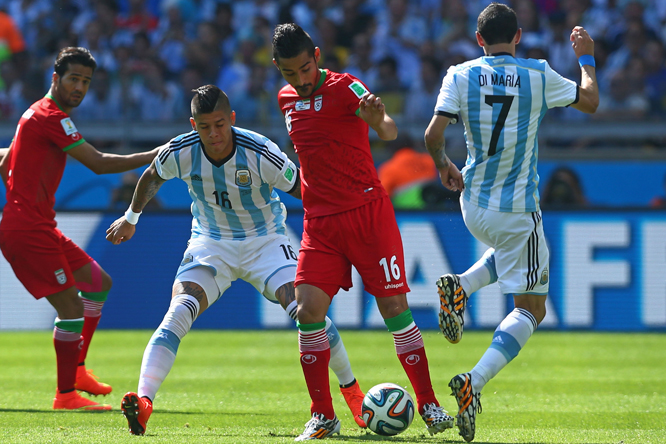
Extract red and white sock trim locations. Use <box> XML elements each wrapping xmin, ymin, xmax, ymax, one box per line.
<box><xmin>392</xmin><ymin>322</ymin><xmax>424</xmax><ymax>355</ymax></box>
<box><xmin>298</xmin><ymin>328</ymin><xmax>330</xmax><ymax>353</ymax></box>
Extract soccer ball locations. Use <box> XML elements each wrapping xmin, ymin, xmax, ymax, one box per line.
<box><xmin>361</xmin><ymin>383</ymin><xmax>415</xmax><ymax>436</ymax></box>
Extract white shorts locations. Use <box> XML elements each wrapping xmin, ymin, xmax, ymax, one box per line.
<box><xmin>174</xmin><ymin>233</ymin><xmax>298</xmax><ymax>306</ymax></box>
<box><xmin>461</xmin><ymin>198</ymin><xmax>549</xmax><ymax>296</ymax></box>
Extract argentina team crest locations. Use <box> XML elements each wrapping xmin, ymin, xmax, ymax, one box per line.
<box><xmin>235</xmin><ymin>169</ymin><xmax>252</xmax><ymax>187</ymax></box>
<box><xmin>540</xmin><ymin>268</ymin><xmax>549</xmax><ymax>285</ymax></box>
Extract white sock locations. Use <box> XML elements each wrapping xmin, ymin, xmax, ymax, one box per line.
<box><xmin>286</xmin><ymin>301</ymin><xmax>355</xmax><ymax>386</ymax></box>
<box><xmin>460</xmin><ymin>248</ymin><xmax>498</xmax><ymax>296</ymax></box>
<box><xmin>470</xmin><ymin>308</ymin><xmax>537</xmax><ymax>392</ymax></box>
<box><xmin>138</xmin><ymin>295</ymin><xmax>199</xmax><ymax>401</ymax></box>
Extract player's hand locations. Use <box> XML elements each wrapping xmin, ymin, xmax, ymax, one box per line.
<box><xmin>105</xmin><ymin>217</ymin><xmax>136</xmax><ymax>245</ymax></box>
<box><xmin>358</xmin><ymin>92</ymin><xmax>386</xmax><ymax>127</ymax></box>
<box><xmin>570</xmin><ymin>26</ymin><xmax>594</xmax><ymax>58</ymax></box>
<box><xmin>437</xmin><ymin>157</ymin><xmax>464</xmax><ymax>192</ymax></box>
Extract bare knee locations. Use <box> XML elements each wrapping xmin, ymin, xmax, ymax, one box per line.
<box><xmin>295</xmin><ymin>284</ymin><xmax>330</xmax><ymax>324</ymax></box>
<box><xmin>375</xmin><ymin>293</ymin><xmax>409</xmax><ymax>319</ymax></box>
<box><xmin>514</xmin><ymin>294</ymin><xmax>547</xmax><ymax>325</ymax></box>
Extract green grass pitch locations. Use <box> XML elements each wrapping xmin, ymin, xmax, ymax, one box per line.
<box><xmin>0</xmin><ymin>330</ymin><xmax>663</xmax><ymax>443</ymax></box>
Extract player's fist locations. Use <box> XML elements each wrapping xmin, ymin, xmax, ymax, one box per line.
<box><xmin>105</xmin><ymin>217</ymin><xmax>136</xmax><ymax>245</ymax></box>
<box><xmin>570</xmin><ymin>26</ymin><xmax>594</xmax><ymax>58</ymax></box>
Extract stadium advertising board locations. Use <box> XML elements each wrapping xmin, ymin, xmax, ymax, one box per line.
<box><xmin>0</xmin><ymin>211</ymin><xmax>664</xmax><ymax>331</ymax></box>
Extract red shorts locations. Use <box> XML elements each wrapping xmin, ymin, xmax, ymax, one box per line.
<box><xmin>0</xmin><ymin>228</ymin><xmax>92</xmax><ymax>299</ymax></box>
<box><xmin>295</xmin><ymin>197</ymin><xmax>410</xmax><ymax>298</ymax></box>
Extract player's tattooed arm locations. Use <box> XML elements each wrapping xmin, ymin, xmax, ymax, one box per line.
<box><xmin>275</xmin><ymin>282</ymin><xmax>296</xmax><ymax>310</ymax></box>
<box><xmin>130</xmin><ymin>159</ymin><xmax>166</xmax><ymax>213</ymax></box>
<box><xmin>425</xmin><ymin>115</ymin><xmax>464</xmax><ymax>191</ymax></box>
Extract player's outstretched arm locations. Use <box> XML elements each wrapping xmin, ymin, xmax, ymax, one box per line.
<box><xmin>358</xmin><ymin>93</ymin><xmax>398</xmax><ymax>140</ymax></box>
<box><xmin>425</xmin><ymin>115</ymin><xmax>464</xmax><ymax>192</ymax></box>
<box><xmin>68</xmin><ymin>141</ymin><xmax>160</xmax><ymax>175</ymax></box>
<box><xmin>569</xmin><ymin>26</ymin><xmax>599</xmax><ymax>114</ymax></box>
<box><xmin>0</xmin><ymin>147</ymin><xmax>9</xmax><ymax>187</ymax></box>
<box><xmin>105</xmin><ymin>160</ymin><xmax>166</xmax><ymax>245</ymax></box>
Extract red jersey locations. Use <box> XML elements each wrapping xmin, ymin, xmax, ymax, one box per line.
<box><xmin>1</xmin><ymin>95</ymin><xmax>85</xmax><ymax>230</ymax></box>
<box><xmin>278</xmin><ymin>69</ymin><xmax>387</xmax><ymax>219</ymax></box>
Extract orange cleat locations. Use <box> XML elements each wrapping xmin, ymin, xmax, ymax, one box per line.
<box><xmin>121</xmin><ymin>392</ymin><xmax>153</xmax><ymax>435</ymax></box>
<box><xmin>75</xmin><ymin>367</ymin><xmax>112</xmax><ymax>396</ymax></box>
<box><xmin>53</xmin><ymin>389</ymin><xmax>112</xmax><ymax>411</ymax></box>
<box><xmin>340</xmin><ymin>380</ymin><xmax>367</xmax><ymax>428</ymax></box>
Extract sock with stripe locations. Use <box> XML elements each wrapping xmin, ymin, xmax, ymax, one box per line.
<box><xmin>385</xmin><ymin>309</ymin><xmax>437</xmax><ymax>414</ymax></box>
<box><xmin>53</xmin><ymin>317</ymin><xmax>84</xmax><ymax>393</ymax></box>
<box><xmin>460</xmin><ymin>248</ymin><xmax>498</xmax><ymax>296</ymax></box>
<box><xmin>286</xmin><ymin>301</ymin><xmax>355</xmax><ymax>386</ymax></box>
<box><xmin>470</xmin><ymin>307</ymin><xmax>538</xmax><ymax>392</ymax></box>
<box><xmin>138</xmin><ymin>295</ymin><xmax>199</xmax><ymax>400</ymax></box>
<box><xmin>78</xmin><ymin>290</ymin><xmax>108</xmax><ymax>366</ymax></box>
<box><xmin>298</xmin><ymin>321</ymin><xmax>334</xmax><ymax>419</ymax></box>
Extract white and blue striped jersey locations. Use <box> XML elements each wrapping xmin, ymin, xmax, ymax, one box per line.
<box><xmin>435</xmin><ymin>54</ymin><xmax>578</xmax><ymax>212</ymax></box>
<box><xmin>155</xmin><ymin>127</ymin><xmax>299</xmax><ymax>240</ymax></box>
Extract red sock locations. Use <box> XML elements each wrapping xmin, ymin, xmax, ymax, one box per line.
<box><xmin>299</xmin><ymin>327</ymin><xmax>334</xmax><ymax>419</ymax></box>
<box><xmin>79</xmin><ymin>314</ymin><xmax>101</xmax><ymax>365</ymax></box>
<box><xmin>53</xmin><ymin>327</ymin><xmax>83</xmax><ymax>392</ymax></box>
<box><xmin>392</xmin><ymin>325</ymin><xmax>438</xmax><ymax>414</ymax></box>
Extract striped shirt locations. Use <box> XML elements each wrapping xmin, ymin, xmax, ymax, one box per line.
<box><xmin>155</xmin><ymin>127</ymin><xmax>299</xmax><ymax>240</ymax></box>
<box><xmin>434</xmin><ymin>54</ymin><xmax>577</xmax><ymax>212</ymax></box>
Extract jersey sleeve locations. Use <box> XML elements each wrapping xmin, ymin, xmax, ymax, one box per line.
<box><xmin>433</xmin><ymin>67</ymin><xmax>461</xmax><ymax>121</ymax></box>
<box><xmin>259</xmin><ymin>138</ymin><xmax>299</xmax><ymax>193</ymax></box>
<box><xmin>44</xmin><ymin>112</ymin><xmax>85</xmax><ymax>151</ymax></box>
<box><xmin>154</xmin><ymin>143</ymin><xmax>178</xmax><ymax>180</ymax></box>
<box><xmin>543</xmin><ymin>61</ymin><xmax>578</xmax><ymax>109</ymax></box>
<box><xmin>342</xmin><ymin>74</ymin><xmax>371</xmax><ymax>115</ymax></box>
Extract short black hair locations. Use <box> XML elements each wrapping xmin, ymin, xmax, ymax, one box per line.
<box><xmin>272</xmin><ymin>23</ymin><xmax>316</xmax><ymax>62</ymax></box>
<box><xmin>54</xmin><ymin>47</ymin><xmax>97</xmax><ymax>76</ymax></box>
<box><xmin>477</xmin><ymin>3</ymin><xmax>518</xmax><ymax>46</ymax></box>
<box><xmin>191</xmin><ymin>84</ymin><xmax>231</xmax><ymax>117</ymax></box>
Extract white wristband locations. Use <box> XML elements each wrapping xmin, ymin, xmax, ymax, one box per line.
<box><xmin>124</xmin><ymin>208</ymin><xmax>141</xmax><ymax>225</ymax></box>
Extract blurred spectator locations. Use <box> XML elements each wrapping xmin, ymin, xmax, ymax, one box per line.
<box><xmin>185</xmin><ymin>21</ymin><xmax>222</xmax><ymax>84</ymax></box>
<box><xmin>372</xmin><ymin>0</ymin><xmax>427</xmax><ymax>86</ymax></box>
<box><xmin>649</xmin><ymin>172</ymin><xmax>666</xmax><ymax>208</ymax></box>
<box><xmin>373</xmin><ymin>56</ymin><xmax>406</xmax><ymax>116</ymax></box>
<box><xmin>404</xmin><ymin>56</ymin><xmax>442</xmax><ymax>124</ymax></box>
<box><xmin>109</xmin><ymin>171</ymin><xmax>162</xmax><ymax>211</ymax></box>
<box><xmin>116</xmin><ymin>0</ymin><xmax>159</xmax><ymax>33</ymax></box>
<box><xmin>0</xmin><ymin>9</ymin><xmax>25</xmax><ymax>62</ymax></box>
<box><xmin>129</xmin><ymin>58</ymin><xmax>181</xmax><ymax>121</ymax></box>
<box><xmin>345</xmin><ymin>33</ymin><xmax>378</xmax><ymax>90</ymax></box>
<box><xmin>644</xmin><ymin>39</ymin><xmax>666</xmax><ymax>116</ymax></box>
<box><xmin>336</xmin><ymin>0</ymin><xmax>373</xmax><ymax>49</ymax></box>
<box><xmin>377</xmin><ymin>134</ymin><xmax>438</xmax><ymax>209</ymax></box>
<box><xmin>541</xmin><ymin>166</ymin><xmax>588</xmax><ymax>209</ymax></box>
<box><xmin>73</xmin><ymin>68</ymin><xmax>123</xmax><ymax>122</ymax></box>
<box><xmin>594</xmin><ymin>67</ymin><xmax>649</xmax><ymax>121</ymax></box>
<box><xmin>514</xmin><ymin>0</ymin><xmax>550</xmax><ymax>53</ymax></box>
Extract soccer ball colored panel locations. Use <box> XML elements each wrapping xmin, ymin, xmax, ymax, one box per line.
<box><xmin>361</xmin><ymin>383</ymin><xmax>415</xmax><ymax>435</ymax></box>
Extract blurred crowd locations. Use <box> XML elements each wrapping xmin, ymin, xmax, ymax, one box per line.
<box><xmin>0</xmin><ymin>0</ymin><xmax>665</xmax><ymax>127</ymax></box>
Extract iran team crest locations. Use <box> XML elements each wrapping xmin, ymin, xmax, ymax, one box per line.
<box><xmin>314</xmin><ymin>95</ymin><xmax>322</xmax><ymax>111</ymax></box>
<box><xmin>55</xmin><ymin>269</ymin><xmax>67</xmax><ymax>285</ymax></box>
<box><xmin>235</xmin><ymin>169</ymin><xmax>252</xmax><ymax>186</ymax></box>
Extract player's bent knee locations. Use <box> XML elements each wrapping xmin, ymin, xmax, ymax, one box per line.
<box><xmin>173</xmin><ymin>266</ymin><xmax>220</xmax><ymax>311</ymax></box>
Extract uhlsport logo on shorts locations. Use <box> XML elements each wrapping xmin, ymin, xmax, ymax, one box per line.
<box><xmin>235</xmin><ymin>169</ymin><xmax>252</xmax><ymax>187</ymax></box>
<box><xmin>405</xmin><ymin>354</ymin><xmax>420</xmax><ymax>365</ymax></box>
<box><xmin>540</xmin><ymin>268</ymin><xmax>549</xmax><ymax>285</ymax></box>
<box><xmin>55</xmin><ymin>269</ymin><xmax>67</xmax><ymax>285</ymax></box>
<box><xmin>302</xmin><ymin>354</ymin><xmax>317</xmax><ymax>364</ymax></box>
